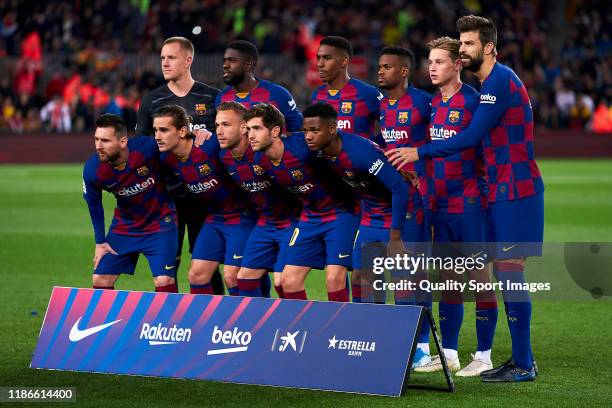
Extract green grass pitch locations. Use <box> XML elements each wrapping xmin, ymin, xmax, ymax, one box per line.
<box><xmin>1</xmin><ymin>160</ymin><xmax>611</xmax><ymax>407</ymax></box>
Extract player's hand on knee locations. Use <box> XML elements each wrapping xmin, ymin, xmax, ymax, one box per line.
<box><xmin>193</xmin><ymin>129</ymin><xmax>212</xmax><ymax>146</ymax></box>
<box><xmin>400</xmin><ymin>170</ymin><xmax>419</xmax><ymax>188</ymax></box>
<box><xmin>93</xmin><ymin>242</ymin><xmax>118</xmax><ymax>270</ymax></box>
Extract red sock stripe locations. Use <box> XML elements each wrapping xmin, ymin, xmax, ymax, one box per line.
<box><xmin>274</xmin><ymin>285</ymin><xmax>284</xmax><ymax>298</ymax></box>
<box><xmin>237</xmin><ymin>278</ymin><xmax>261</xmax><ymax>291</ymax></box>
<box><xmin>93</xmin><ymin>285</ymin><xmax>114</xmax><ymax>290</ymax></box>
<box><xmin>284</xmin><ymin>290</ymin><xmax>307</xmax><ymax>300</ymax></box>
<box><xmin>328</xmin><ymin>289</ymin><xmax>349</xmax><ymax>302</ymax></box>
<box><xmin>155</xmin><ymin>283</ymin><xmax>178</xmax><ymax>293</ymax></box>
<box><xmin>476</xmin><ymin>301</ymin><xmax>498</xmax><ymax>309</ymax></box>
<box><xmin>190</xmin><ymin>285</ymin><xmax>213</xmax><ymax>295</ymax></box>
<box><xmin>494</xmin><ymin>262</ymin><xmax>524</xmax><ymax>272</ymax></box>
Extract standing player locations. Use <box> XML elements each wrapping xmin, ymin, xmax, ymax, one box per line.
<box><xmin>136</xmin><ymin>36</ymin><xmax>224</xmax><ymax>294</ymax></box>
<box><xmin>301</xmin><ymin>102</ymin><xmax>412</xmax><ymax>301</ymax></box>
<box><xmin>216</xmin><ymin>40</ymin><xmax>303</xmax><ymax>132</ymax></box>
<box><xmin>413</xmin><ymin>37</ymin><xmax>497</xmax><ymax>377</ymax></box>
<box><xmin>312</xmin><ymin>36</ymin><xmax>383</xmax><ymax>141</ymax></box>
<box><xmin>386</xmin><ymin>16</ymin><xmax>544</xmax><ymax>382</ymax></box>
<box><xmin>215</xmin><ymin>101</ymin><xmax>301</xmax><ymax>298</ymax></box>
<box><xmin>377</xmin><ymin>45</ymin><xmax>433</xmax><ymax>367</ymax></box>
<box><xmin>83</xmin><ymin>114</ymin><xmax>178</xmax><ymax>293</ymax></box>
<box><xmin>153</xmin><ymin>105</ymin><xmax>257</xmax><ymax>296</ymax></box>
<box><xmin>246</xmin><ymin>103</ymin><xmax>359</xmax><ymax>301</ymax></box>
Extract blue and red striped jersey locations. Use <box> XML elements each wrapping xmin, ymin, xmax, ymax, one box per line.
<box><xmin>428</xmin><ymin>84</ymin><xmax>487</xmax><ymax>213</ymax></box>
<box><xmin>215</xmin><ymin>79</ymin><xmax>303</xmax><ymax>132</ymax></box>
<box><xmin>219</xmin><ymin>144</ymin><xmax>301</xmax><ymax>228</ymax></box>
<box><xmin>311</xmin><ymin>78</ymin><xmax>383</xmax><ymax>140</ymax></box>
<box><xmin>380</xmin><ymin>86</ymin><xmax>431</xmax><ymax>214</ymax></box>
<box><xmin>418</xmin><ymin>62</ymin><xmax>544</xmax><ymax>203</ymax></box>
<box><xmin>160</xmin><ymin>136</ymin><xmax>255</xmax><ymax>224</ymax></box>
<box><xmin>321</xmin><ymin>131</ymin><xmax>408</xmax><ymax>230</ymax></box>
<box><xmin>83</xmin><ymin>136</ymin><xmax>176</xmax><ymax>244</ymax></box>
<box><xmin>255</xmin><ymin>132</ymin><xmax>359</xmax><ymax>222</ymax></box>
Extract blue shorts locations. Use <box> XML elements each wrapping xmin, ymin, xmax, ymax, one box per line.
<box><xmin>95</xmin><ymin>227</ymin><xmax>178</xmax><ymax>278</ymax></box>
<box><xmin>192</xmin><ymin>219</ymin><xmax>256</xmax><ymax>266</ymax></box>
<box><xmin>487</xmin><ymin>192</ymin><xmax>544</xmax><ymax>259</ymax></box>
<box><xmin>431</xmin><ymin>210</ymin><xmax>487</xmax><ymax>258</ymax></box>
<box><xmin>241</xmin><ymin>222</ymin><xmax>296</xmax><ymax>272</ymax></box>
<box><xmin>352</xmin><ymin>218</ymin><xmax>428</xmax><ymax>270</ymax></box>
<box><xmin>285</xmin><ymin>212</ymin><xmax>359</xmax><ymax>269</ymax></box>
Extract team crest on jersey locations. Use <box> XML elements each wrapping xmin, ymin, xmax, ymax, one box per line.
<box><xmin>195</xmin><ymin>104</ymin><xmax>207</xmax><ymax>115</ymax></box>
<box><xmin>198</xmin><ymin>163</ymin><xmax>211</xmax><ymax>175</ymax></box>
<box><xmin>340</xmin><ymin>101</ymin><xmax>353</xmax><ymax>114</ymax></box>
<box><xmin>137</xmin><ymin>166</ymin><xmax>149</xmax><ymax>176</ymax></box>
<box><xmin>290</xmin><ymin>169</ymin><xmax>304</xmax><ymax>180</ymax></box>
<box><xmin>253</xmin><ymin>165</ymin><xmax>265</xmax><ymax>176</ymax></box>
<box><xmin>397</xmin><ymin>111</ymin><xmax>410</xmax><ymax>124</ymax></box>
<box><xmin>447</xmin><ymin>109</ymin><xmax>463</xmax><ymax>124</ymax></box>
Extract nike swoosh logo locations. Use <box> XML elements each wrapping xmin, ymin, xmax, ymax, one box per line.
<box><xmin>69</xmin><ymin>317</ymin><xmax>122</xmax><ymax>342</ymax></box>
<box><xmin>502</xmin><ymin>245</ymin><xmax>517</xmax><ymax>252</ymax></box>
<box><xmin>233</xmin><ymin>254</ymin><xmax>243</xmax><ymax>259</ymax></box>
<box><xmin>164</xmin><ymin>265</ymin><xmax>174</xmax><ymax>270</ymax></box>
<box><xmin>229</xmin><ymin>171</ymin><xmax>237</xmax><ymax>175</ymax></box>
<box><xmin>338</xmin><ymin>254</ymin><xmax>350</xmax><ymax>259</ymax></box>
<box><xmin>471</xmin><ymin>251</ymin><xmax>484</xmax><ymax>258</ymax></box>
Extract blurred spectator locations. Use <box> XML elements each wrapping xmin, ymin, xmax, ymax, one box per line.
<box><xmin>40</xmin><ymin>94</ymin><xmax>71</xmax><ymax>132</ymax></box>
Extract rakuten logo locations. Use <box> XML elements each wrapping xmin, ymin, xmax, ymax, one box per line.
<box><xmin>429</xmin><ymin>126</ymin><xmax>457</xmax><ymax>140</ymax></box>
<box><xmin>187</xmin><ymin>179</ymin><xmax>218</xmax><ymax>193</ymax></box>
<box><xmin>206</xmin><ymin>326</ymin><xmax>252</xmax><ymax>355</ymax></box>
<box><xmin>241</xmin><ymin>180</ymin><xmax>271</xmax><ymax>192</ymax></box>
<box><xmin>381</xmin><ymin>128</ymin><xmax>408</xmax><ymax>141</ymax></box>
<box><xmin>288</xmin><ymin>183</ymin><xmax>314</xmax><ymax>194</ymax></box>
<box><xmin>116</xmin><ymin>177</ymin><xmax>155</xmax><ymax>197</ymax></box>
<box><xmin>337</xmin><ymin>120</ymin><xmax>351</xmax><ymax>130</ymax></box>
<box><xmin>480</xmin><ymin>93</ymin><xmax>497</xmax><ymax>104</ymax></box>
<box><xmin>140</xmin><ymin>323</ymin><xmax>192</xmax><ymax>345</ymax></box>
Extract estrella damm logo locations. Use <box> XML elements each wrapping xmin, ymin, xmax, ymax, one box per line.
<box><xmin>195</xmin><ymin>104</ymin><xmax>207</xmax><ymax>115</ymax></box>
<box><xmin>137</xmin><ymin>166</ymin><xmax>149</xmax><ymax>176</ymax></box>
<box><xmin>397</xmin><ymin>111</ymin><xmax>410</xmax><ymax>124</ymax></box>
<box><xmin>340</xmin><ymin>101</ymin><xmax>353</xmax><ymax>114</ymax></box>
<box><xmin>253</xmin><ymin>165</ymin><xmax>265</xmax><ymax>176</ymax></box>
<box><xmin>290</xmin><ymin>169</ymin><xmax>304</xmax><ymax>180</ymax></box>
<box><xmin>447</xmin><ymin>109</ymin><xmax>463</xmax><ymax>125</ymax></box>
<box><xmin>198</xmin><ymin>163</ymin><xmax>211</xmax><ymax>175</ymax></box>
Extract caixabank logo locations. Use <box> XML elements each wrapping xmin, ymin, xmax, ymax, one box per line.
<box><xmin>328</xmin><ymin>335</ymin><xmax>376</xmax><ymax>357</ymax></box>
<box><xmin>271</xmin><ymin>329</ymin><xmax>307</xmax><ymax>353</ymax></box>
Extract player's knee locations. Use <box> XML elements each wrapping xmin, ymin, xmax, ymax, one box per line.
<box><xmin>281</xmin><ymin>273</ymin><xmax>300</xmax><ymax>292</ymax></box>
<box><xmin>154</xmin><ymin>275</ymin><xmax>175</xmax><ymax>287</ymax></box>
<box><xmin>326</xmin><ymin>271</ymin><xmax>347</xmax><ymax>291</ymax></box>
<box><xmin>92</xmin><ymin>274</ymin><xmax>117</xmax><ymax>287</ymax></box>
<box><xmin>188</xmin><ymin>265</ymin><xmax>208</xmax><ymax>284</ymax></box>
<box><xmin>224</xmin><ymin>267</ymin><xmax>239</xmax><ymax>288</ymax></box>
<box><xmin>237</xmin><ymin>268</ymin><xmax>263</xmax><ymax>280</ymax></box>
<box><xmin>273</xmin><ymin>272</ymin><xmax>282</xmax><ymax>287</ymax></box>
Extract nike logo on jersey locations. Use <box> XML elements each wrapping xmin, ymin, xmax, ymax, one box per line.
<box><xmin>338</xmin><ymin>254</ymin><xmax>350</xmax><ymax>259</ymax></box>
<box><xmin>69</xmin><ymin>317</ymin><xmax>122</xmax><ymax>342</ymax></box>
<box><xmin>502</xmin><ymin>245</ymin><xmax>517</xmax><ymax>252</ymax></box>
<box><xmin>164</xmin><ymin>265</ymin><xmax>174</xmax><ymax>270</ymax></box>
<box><xmin>233</xmin><ymin>254</ymin><xmax>244</xmax><ymax>259</ymax></box>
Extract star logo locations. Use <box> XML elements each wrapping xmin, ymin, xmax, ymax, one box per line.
<box><xmin>328</xmin><ymin>335</ymin><xmax>339</xmax><ymax>349</ymax></box>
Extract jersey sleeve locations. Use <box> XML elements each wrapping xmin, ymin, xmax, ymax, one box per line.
<box><xmin>214</xmin><ymin>91</ymin><xmax>222</xmax><ymax>108</ymax></box>
<box><xmin>418</xmin><ymin>76</ymin><xmax>511</xmax><ymax>158</ymax></box>
<box><xmin>82</xmin><ymin>162</ymin><xmax>106</xmax><ymax>244</ymax></box>
<box><xmin>359</xmin><ymin>143</ymin><xmax>409</xmax><ymax>231</ymax></box>
<box><xmin>136</xmin><ymin>93</ymin><xmax>154</xmax><ymax>135</ymax></box>
<box><xmin>366</xmin><ymin>85</ymin><xmax>384</xmax><ymax>122</ymax></box>
<box><xmin>274</xmin><ymin>86</ymin><xmax>303</xmax><ymax>132</ymax></box>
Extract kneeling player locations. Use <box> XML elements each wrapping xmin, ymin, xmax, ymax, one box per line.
<box><xmin>83</xmin><ymin>114</ymin><xmax>178</xmax><ymax>292</ymax></box>
<box><xmin>216</xmin><ymin>101</ymin><xmax>301</xmax><ymax>297</ymax></box>
<box><xmin>247</xmin><ymin>104</ymin><xmax>360</xmax><ymax>301</ymax></box>
<box><xmin>154</xmin><ymin>105</ymin><xmax>256</xmax><ymax>295</ymax></box>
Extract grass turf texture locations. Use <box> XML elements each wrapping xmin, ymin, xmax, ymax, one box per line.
<box><xmin>0</xmin><ymin>160</ymin><xmax>611</xmax><ymax>407</ymax></box>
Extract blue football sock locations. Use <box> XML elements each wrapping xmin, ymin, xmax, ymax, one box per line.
<box><xmin>494</xmin><ymin>262</ymin><xmax>532</xmax><ymax>370</ymax></box>
<box><xmin>439</xmin><ymin>302</ymin><xmax>464</xmax><ymax>351</ymax></box>
<box><xmin>260</xmin><ymin>274</ymin><xmax>271</xmax><ymax>298</ymax></box>
<box><xmin>475</xmin><ymin>304</ymin><xmax>498</xmax><ymax>351</ymax></box>
<box><xmin>227</xmin><ymin>285</ymin><xmax>240</xmax><ymax>296</ymax></box>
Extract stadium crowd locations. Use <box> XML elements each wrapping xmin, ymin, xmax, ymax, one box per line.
<box><xmin>0</xmin><ymin>0</ymin><xmax>610</xmax><ymax>133</ymax></box>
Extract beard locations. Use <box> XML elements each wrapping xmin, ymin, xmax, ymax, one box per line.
<box><xmin>223</xmin><ymin>72</ymin><xmax>245</xmax><ymax>86</ymax></box>
<box><xmin>461</xmin><ymin>49</ymin><xmax>485</xmax><ymax>71</ymax></box>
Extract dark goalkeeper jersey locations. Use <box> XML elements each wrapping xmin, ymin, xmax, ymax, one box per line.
<box><xmin>136</xmin><ymin>81</ymin><xmax>220</xmax><ymax>135</ymax></box>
